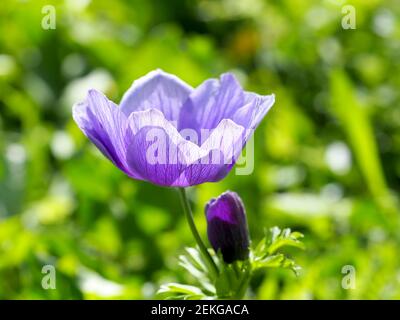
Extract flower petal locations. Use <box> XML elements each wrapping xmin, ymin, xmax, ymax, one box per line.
<box><xmin>125</xmin><ymin>108</ymin><xmax>208</xmax><ymax>187</ymax></box>
<box><xmin>120</xmin><ymin>69</ymin><xmax>193</xmax><ymax>122</ymax></box>
<box><xmin>72</xmin><ymin>89</ymin><xmax>138</xmax><ymax>178</ymax></box>
<box><xmin>183</xmin><ymin>119</ymin><xmax>246</xmax><ymax>185</ymax></box>
<box><xmin>178</xmin><ymin>73</ymin><xmax>245</xmax><ymax>134</ymax></box>
<box><xmin>126</xmin><ymin>126</ymin><xmax>187</xmax><ymax>186</ymax></box>
<box><xmin>127</xmin><ymin>108</ymin><xmax>206</xmax><ymax>161</ymax></box>
<box><xmin>232</xmin><ymin>92</ymin><xmax>275</xmax><ymax>130</ymax></box>
<box><xmin>201</xmin><ymin>119</ymin><xmax>246</xmax><ymax>165</ymax></box>
<box><xmin>183</xmin><ymin>150</ymin><xmax>231</xmax><ymax>185</ymax></box>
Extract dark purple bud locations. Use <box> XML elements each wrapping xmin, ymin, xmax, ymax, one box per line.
<box><xmin>205</xmin><ymin>191</ymin><xmax>250</xmax><ymax>264</ymax></box>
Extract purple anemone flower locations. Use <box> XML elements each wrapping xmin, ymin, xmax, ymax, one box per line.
<box><xmin>73</xmin><ymin>69</ymin><xmax>274</xmax><ymax>187</ymax></box>
<box><xmin>206</xmin><ymin>191</ymin><xmax>250</xmax><ymax>264</ymax></box>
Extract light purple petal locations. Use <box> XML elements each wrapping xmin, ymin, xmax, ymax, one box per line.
<box><xmin>126</xmin><ymin>126</ymin><xmax>187</xmax><ymax>186</ymax></box>
<box><xmin>124</xmin><ymin>109</ymin><xmax>245</xmax><ymax>187</ymax></box>
<box><xmin>201</xmin><ymin>119</ymin><xmax>246</xmax><ymax>164</ymax></box>
<box><xmin>178</xmin><ymin>73</ymin><xmax>245</xmax><ymax>135</ymax></box>
<box><xmin>232</xmin><ymin>92</ymin><xmax>275</xmax><ymax>130</ymax></box>
<box><xmin>127</xmin><ymin>108</ymin><xmax>205</xmax><ymax>161</ymax></box>
<box><xmin>72</xmin><ymin>89</ymin><xmax>139</xmax><ymax>178</ymax></box>
<box><xmin>183</xmin><ymin>150</ymin><xmax>229</xmax><ymax>185</ymax></box>
<box><xmin>125</xmin><ymin>108</ymin><xmax>208</xmax><ymax>187</ymax></box>
<box><xmin>120</xmin><ymin>69</ymin><xmax>193</xmax><ymax>122</ymax></box>
<box><xmin>183</xmin><ymin>119</ymin><xmax>246</xmax><ymax>185</ymax></box>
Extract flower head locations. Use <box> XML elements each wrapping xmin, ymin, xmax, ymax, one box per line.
<box><xmin>205</xmin><ymin>191</ymin><xmax>250</xmax><ymax>264</ymax></box>
<box><xmin>73</xmin><ymin>69</ymin><xmax>274</xmax><ymax>187</ymax></box>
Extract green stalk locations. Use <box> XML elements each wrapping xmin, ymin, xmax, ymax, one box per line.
<box><xmin>235</xmin><ymin>266</ymin><xmax>251</xmax><ymax>299</ymax></box>
<box><xmin>177</xmin><ymin>188</ymin><xmax>219</xmax><ymax>279</ymax></box>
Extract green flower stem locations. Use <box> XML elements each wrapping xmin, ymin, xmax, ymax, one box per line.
<box><xmin>235</xmin><ymin>266</ymin><xmax>251</xmax><ymax>299</ymax></box>
<box><xmin>178</xmin><ymin>188</ymin><xmax>219</xmax><ymax>279</ymax></box>
<box><xmin>232</xmin><ymin>261</ymin><xmax>241</xmax><ymax>278</ymax></box>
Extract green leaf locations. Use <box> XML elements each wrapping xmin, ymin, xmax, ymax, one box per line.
<box><xmin>251</xmin><ymin>226</ymin><xmax>304</xmax><ymax>276</ymax></box>
<box><xmin>266</xmin><ymin>227</ymin><xmax>305</xmax><ymax>255</ymax></box>
<box><xmin>179</xmin><ymin>255</ymin><xmax>205</xmax><ymax>279</ymax></box>
<box><xmin>185</xmin><ymin>247</ymin><xmax>208</xmax><ymax>273</ymax></box>
<box><xmin>176</xmin><ymin>247</ymin><xmax>216</xmax><ymax>295</ymax></box>
<box><xmin>178</xmin><ymin>255</ymin><xmax>215</xmax><ymax>294</ymax></box>
<box><xmin>253</xmin><ymin>254</ymin><xmax>301</xmax><ymax>276</ymax></box>
<box><xmin>157</xmin><ymin>283</ymin><xmax>208</xmax><ymax>300</ymax></box>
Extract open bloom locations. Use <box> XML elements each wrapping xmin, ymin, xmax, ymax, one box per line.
<box><xmin>206</xmin><ymin>191</ymin><xmax>250</xmax><ymax>263</ymax></box>
<box><xmin>73</xmin><ymin>69</ymin><xmax>274</xmax><ymax>187</ymax></box>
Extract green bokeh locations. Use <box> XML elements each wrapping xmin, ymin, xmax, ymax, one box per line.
<box><xmin>0</xmin><ymin>0</ymin><xmax>399</xmax><ymax>299</ymax></box>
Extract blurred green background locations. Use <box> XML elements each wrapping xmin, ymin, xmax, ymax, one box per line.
<box><xmin>1</xmin><ymin>0</ymin><xmax>400</xmax><ymax>299</ymax></box>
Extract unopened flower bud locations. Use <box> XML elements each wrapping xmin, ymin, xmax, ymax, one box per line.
<box><xmin>205</xmin><ymin>191</ymin><xmax>250</xmax><ymax>264</ymax></box>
